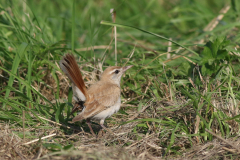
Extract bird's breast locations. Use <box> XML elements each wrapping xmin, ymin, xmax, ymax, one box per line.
<box><xmin>91</xmin><ymin>97</ymin><xmax>121</xmax><ymax>120</ymax></box>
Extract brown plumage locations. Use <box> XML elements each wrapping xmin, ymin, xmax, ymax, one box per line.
<box><xmin>59</xmin><ymin>54</ymin><xmax>133</xmax><ymax>136</ymax></box>
<box><xmin>60</xmin><ymin>54</ymin><xmax>87</xmax><ymax>98</ymax></box>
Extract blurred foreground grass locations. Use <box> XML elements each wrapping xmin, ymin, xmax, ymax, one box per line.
<box><xmin>1</xmin><ymin>0</ymin><xmax>240</xmax><ymax>159</ymax></box>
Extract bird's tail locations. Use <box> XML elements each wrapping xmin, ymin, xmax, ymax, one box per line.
<box><xmin>59</xmin><ymin>54</ymin><xmax>88</xmax><ymax>112</ymax></box>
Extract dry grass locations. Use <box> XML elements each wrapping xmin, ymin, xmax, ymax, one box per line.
<box><xmin>1</xmin><ymin>115</ymin><xmax>240</xmax><ymax>159</ymax></box>
<box><xmin>176</xmin><ymin>138</ymin><xmax>240</xmax><ymax>159</ymax></box>
<box><xmin>1</xmin><ymin>52</ymin><xmax>240</xmax><ymax>159</ymax></box>
<box><xmin>1</xmin><ymin>91</ymin><xmax>240</xmax><ymax>160</ymax></box>
<box><xmin>1</xmin><ymin>57</ymin><xmax>240</xmax><ymax>159</ymax></box>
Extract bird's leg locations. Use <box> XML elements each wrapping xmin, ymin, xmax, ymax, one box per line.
<box><xmin>86</xmin><ymin>119</ymin><xmax>96</xmax><ymax>137</ymax></box>
<box><xmin>100</xmin><ymin>119</ymin><xmax>115</xmax><ymax>135</ymax></box>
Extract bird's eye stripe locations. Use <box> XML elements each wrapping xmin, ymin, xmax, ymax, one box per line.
<box><xmin>109</xmin><ymin>69</ymin><xmax>121</xmax><ymax>74</ymax></box>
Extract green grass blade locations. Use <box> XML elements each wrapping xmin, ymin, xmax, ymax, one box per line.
<box><xmin>164</xmin><ymin>123</ymin><xmax>180</xmax><ymax>156</ymax></box>
<box><xmin>4</xmin><ymin>42</ymin><xmax>28</xmax><ymax>103</ymax></box>
<box><xmin>100</xmin><ymin>21</ymin><xmax>199</xmax><ymax>56</ymax></box>
<box><xmin>27</xmin><ymin>51</ymin><xmax>33</xmax><ymax>107</ymax></box>
<box><xmin>0</xmin><ymin>66</ymin><xmax>53</xmax><ymax>106</ymax></box>
<box><xmin>71</xmin><ymin>0</ymin><xmax>76</xmax><ymax>53</ymax></box>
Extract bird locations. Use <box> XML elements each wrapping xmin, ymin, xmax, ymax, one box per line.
<box><xmin>59</xmin><ymin>54</ymin><xmax>133</xmax><ymax>136</ymax></box>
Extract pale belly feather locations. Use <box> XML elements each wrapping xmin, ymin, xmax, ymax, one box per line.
<box><xmin>92</xmin><ymin>97</ymin><xmax>121</xmax><ymax>121</ymax></box>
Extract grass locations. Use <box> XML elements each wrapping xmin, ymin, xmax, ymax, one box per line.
<box><xmin>1</xmin><ymin>0</ymin><xmax>240</xmax><ymax>159</ymax></box>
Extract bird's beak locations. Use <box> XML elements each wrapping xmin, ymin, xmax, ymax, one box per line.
<box><xmin>122</xmin><ymin>65</ymin><xmax>134</xmax><ymax>72</ymax></box>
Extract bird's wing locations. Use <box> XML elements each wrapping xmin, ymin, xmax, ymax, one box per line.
<box><xmin>72</xmin><ymin>82</ymin><xmax>120</xmax><ymax>122</ymax></box>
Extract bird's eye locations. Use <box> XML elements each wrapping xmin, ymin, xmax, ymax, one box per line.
<box><xmin>114</xmin><ymin>70</ymin><xmax>119</xmax><ymax>74</ymax></box>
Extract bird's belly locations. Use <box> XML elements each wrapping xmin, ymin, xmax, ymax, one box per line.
<box><xmin>92</xmin><ymin>97</ymin><xmax>121</xmax><ymax>120</ymax></box>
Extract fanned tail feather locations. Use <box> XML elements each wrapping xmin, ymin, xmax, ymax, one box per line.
<box><xmin>59</xmin><ymin>53</ymin><xmax>88</xmax><ymax>102</ymax></box>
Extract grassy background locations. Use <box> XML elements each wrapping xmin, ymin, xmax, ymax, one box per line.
<box><xmin>1</xmin><ymin>0</ymin><xmax>240</xmax><ymax>159</ymax></box>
